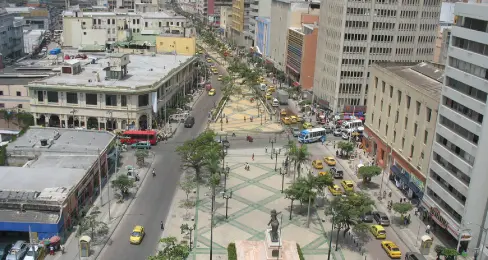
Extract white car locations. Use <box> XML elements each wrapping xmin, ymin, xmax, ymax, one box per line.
<box><xmin>23</xmin><ymin>246</ymin><xmax>41</xmax><ymax>260</ymax></box>
<box><xmin>333</xmin><ymin>129</ymin><xmax>342</xmax><ymax>137</ymax></box>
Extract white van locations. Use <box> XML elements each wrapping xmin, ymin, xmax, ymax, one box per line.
<box><xmin>260</xmin><ymin>83</ymin><xmax>267</xmax><ymax>91</ymax></box>
<box><xmin>272</xmin><ymin>98</ymin><xmax>279</xmax><ymax>107</ymax></box>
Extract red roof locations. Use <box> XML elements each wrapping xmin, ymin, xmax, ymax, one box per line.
<box><xmin>122</xmin><ymin>130</ymin><xmax>157</xmax><ymax>135</ymax></box>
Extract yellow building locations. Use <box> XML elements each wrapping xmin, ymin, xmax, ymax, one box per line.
<box><xmin>155</xmin><ymin>37</ymin><xmax>196</xmax><ymax>56</ymax></box>
<box><xmin>231</xmin><ymin>0</ymin><xmax>244</xmax><ymax>33</ymax></box>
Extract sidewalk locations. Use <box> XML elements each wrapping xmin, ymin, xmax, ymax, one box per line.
<box><xmin>320</xmin><ymin>142</ymin><xmax>448</xmax><ymax>259</ymax></box>
<box><xmin>46</xmin><ymin>150</ymin><xmax>155</xmax><ymax>260</ymax></box>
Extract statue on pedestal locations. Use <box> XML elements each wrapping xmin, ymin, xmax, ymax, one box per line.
<box><xmin>267</xmin><ymin>209</ymin><xmax>281</xmax><ymax>242</ymax></box>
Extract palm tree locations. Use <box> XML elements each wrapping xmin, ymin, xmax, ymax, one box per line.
<box><xmin>287</xmin><ymin>142</ymin><xmax>310</xmax><ymax>180</ymax></box>
<box><xmin>204</xmin><ymin>147</ymin><xmax>221</xmax><ymax>260</ymax></box>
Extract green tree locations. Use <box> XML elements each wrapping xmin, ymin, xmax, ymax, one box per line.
<box><xmin>77</xmin><ymin>206</ymin><xmax>109</xmax><ymax>239</ymax></box>
<box><xmin>149</xmin><ymin>236</ymin><xmax>190</xmax><ymax>260</ymax></box>
<box><xmin>111</xmin><ymin>174</ymin><xmax>135</xmax><ymax>200</ymax></box>
<box><xmin>16</xmin><ymin>112</ymin><xmax>34</xmax><ymax>127</ymax></box>
<box><xmin>315</xmin><ymin>173</ymin><xmax>334</xmax><ymax>191</ymax></box>
<box><xmin>176</xmin><ymin>130</ymin><xmax>219</xmax><ymax>180</ymax></box>
<box><xmin>442</xmin><ymin>248</ymin><xmax>459</xmax><ymax>260</ymax></box>
<box><xmin>357</xmin><ymin>165</ymin><xmax>382</xmax><ymax>183</ymax></box>
<box><xmin>135</xmin><ymin>149</ymin><xmax>149</xmax><ymax>167</ymax></box>
<box><xmin>392</xmin><ymin>202</ymin><xmax>413</xmax><ymax>218</ymax></box>
<box><xmin>2</xmin><ymin>110</ymin><xmax>13</xmax><ymax>128</ymax></box>
<box><xmin>326</xmin><ymin>192</ymin><xmax>374</xmax><ymax>249</ymax></box>
<box><xmin>205</xmin><ymin>148</ymin><xmax>221</xmax><ymax>259</ymax></box>
<box><xmin>179</xmin><ymin>175</ymin><xmax>197</xmax><ymax>202</ymax></box>
<box><xmin>337</xmin><ymin>141</ymin><xmax>355</xmax><ymax>158</ymax></box>
<box><xmin>287</xmin><ymin>142</ymin><xmax>310</xmax><ymax>179</ymax></box>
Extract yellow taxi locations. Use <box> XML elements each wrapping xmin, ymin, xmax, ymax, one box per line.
<box><xmin>208</xmin><ymin>88</ymin><xmax>216</xmax><ymax>96</ymax></box>
<box><xmin>268</xmin><ymin>86</ymin><xmax>276</xmax><ymax>92</ymax></box>
<box><xmin>324</xmin><ymin>156</ymin><xmax>336</xmax><ymax>166</ymax></box>
<box><xmin>280</xmin><ymin>109</ymin><xmax>287</xmax><ymax>116</ymax></box>
<box><xmin>319</xmin><ymin>171</ymin><xmax>329</xmax><ymax>176</ymax></box>
<box><xmin>212</xmin><ymin>68</ymin><xmax>218</xmax><ymax>74</ymax></box>
<box><xmin>341</xmin><ymin>180</ymin><xmax>355</xmax><ymax>192</ymax></box>
<box><xmin>381</xmin><ymin>241</ymin><xmax>401</xmax><ymax>259</ymax></box>
<box><xmin>266</xmin><ymin>92</ymin><xmax>272</xmax><ymax>100</ymax></box>
<box><xmin>217</xmin><ymin>75</ymin><xmax>223</xmax><ymax>81</ymax></box>
<box><xmin>370</xmin><ymin>225</ymin><xmax>386</xmax><ymax>239</ymax></box>
<box><xmin>296</xmin><ymin>115</ymin><xmax>304</xmax><ymax>122</ymax></box>
<box><xmin>206</xmin><ymin>58</ymin><xmax>212</xmax><ymax>63</ymax></box>
<box><xmin>328</xmin><ymin>184</ymin><xmax>343</xmax><ymax>196</ymax></box>
<box><xmin>258</xmin><ymin>76</ymin><xmax>265</xmax><ymax>83</ymax></box>
<box><xmin>129</xmin><ymin>225</ymin><xmax>145</xmax><ymax>244</ymax></box>
<box><xmin>290</xmin><ymin>115</ymin><xmax>298</xmax><ymax>124</ymax></box>
<box><xmin>281</xmin><ymin>117</ymin><xmax>291</xmax><ymax>125</ymax></box>
<box><xmin>312</xmin><ymin>159</ymin><xmax>323</xmax><ymax>169</ymax></box>
<box><xmin>303</xmin><ymin>122</ymin><xmax>313</xmax><ymax>129</ymax></box>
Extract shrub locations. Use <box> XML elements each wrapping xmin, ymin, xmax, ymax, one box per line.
<box><xmin>297</xmin><ymin>243</ymin><xmax>305</xmax><ymax>260</ymax></box>
<box><xmin>228</xmin><ymin>243</ymin><xmax>237</xmax><ymax>260</ymax></box>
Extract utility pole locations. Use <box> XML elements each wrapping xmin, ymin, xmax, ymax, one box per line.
<box><xmin>274</xmin><ymin>150</ymin><xmax>279</xmax><ymax>171</ymax></box>
<box><xmin>279</xmin><ymin>168</ymin><xmax>285</xmax><ymax>193</ymax></box>
<box><xmin>269</xmin><ymin>136</ymin><xmax>276</xmax><ymax>159</ymax></box>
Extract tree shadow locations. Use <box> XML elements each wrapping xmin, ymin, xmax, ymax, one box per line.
<box><xmin>327</xmin><ymin>229</ymin><xmax>371</xmax><ymax>253</ymax></box>
<box><xmin>356</xmin><ymin>181</ymin><xmax>380</xmax><ymax>190</ymax></box>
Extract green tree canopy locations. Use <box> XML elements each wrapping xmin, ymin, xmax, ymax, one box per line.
<box><xmin>176</xmin><ymin>130</ymin><xmax>220</xmax><ymax>180</ymax></box>
<box><xmin>287</xmin><ymin>142</ymin><xmax>310</xmax><ymax>179</ymax></box>
<box><xmin>337</xmin><ymin>141</ymin><xmax>355</xmax><ymax>157</ymax></box>
<box><xmin>111</xmin><ymin>174</ymin><xmax>135</xmax><ymax>199</ymax></box>
<box><xmin>392</xmin><ymin>202</ymin><xmax>413</xmax><ymax>217</ymax></box>
<box><xmin>149</xmin><ymin>236</ymin><xmax>190</xmax><ymax>260</ymax></box>
<box><xmin>357</xmin><ymin>165</ymin><xmax>382</xmax><ymax>183</ymax></box>
<box><xmin>284</xmin><ymin>173</ymin><xmax>333</xmax><ymax>205</ymax></box>
<box><xmin>77</xmin><ymin>206</ymin><xmax>109</xmax><ymax>239</ymax></box>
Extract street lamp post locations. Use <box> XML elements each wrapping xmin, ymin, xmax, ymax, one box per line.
<box><xmin>279</xmin><ymin>168</ymin><xmax>286</xmax><ymax>193</ymax></box>
<box><xmin>274</xmin><ymin>150</ymin><xmax>279</xmax><ymax>171</ymax></box>
<box><xmin>180</xmin><ymin>224</ymin><xmax>196</xmax><ymax>250</ymax></box>
<box><xmin>222</xmin><ymin>190</ymin><xmax>233</xmax><ymax>219</ymax></box>
<box><xmin>269</xmin><ymin>136</ymin><xmax>277</xmax><ymax>159</ymax></box>
<box><xmin>223</xmin><ymin>164</ymin><xmax>230</xmax><ymax>192</ymax></box>
<box><xmin>327</xmin><ymin>210</ymin><xmax>335</xmax><ymax>260</ymax></box>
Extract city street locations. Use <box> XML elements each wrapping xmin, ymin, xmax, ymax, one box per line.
<box><xmin>96</xmin><ymin>63</ymin><xmax>225</xmax><ymax>260</ymax></box>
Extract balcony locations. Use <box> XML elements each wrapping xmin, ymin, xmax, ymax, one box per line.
<box><xmin>432</xmin><ymin>141</ymin><xmax>473</xmax><ymax>176</ymax></box>
<box><xmin>426</xmin><ymin>177</ymin><xmax>465</xmax><ymax>213</ymax></box>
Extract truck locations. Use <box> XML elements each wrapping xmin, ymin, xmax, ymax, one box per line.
<box><xmin>277</xmin><ymin>90</ymin><xmax>289</xmax><ymax>105</ymax></box>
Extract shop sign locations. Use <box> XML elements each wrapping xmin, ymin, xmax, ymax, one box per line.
<box><xmin>459</xmin><ymin>232</ymin><xmax>472</xmax><ymax>241</ymax></box>
<box><xmin>430</xmin><ymin>207</ymin><xmax>448</xmax><ymax>229</ymax></box>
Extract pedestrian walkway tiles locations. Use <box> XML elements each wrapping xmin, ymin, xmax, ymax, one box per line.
<box><xmin>188</xmin><ymin>159</ymin><xmax>346</xmax><ymax>260</ymax></box>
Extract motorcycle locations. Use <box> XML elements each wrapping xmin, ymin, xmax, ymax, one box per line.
<box><xmin>246</xmin><ymin>135</ymin><xmax>253</xmax><ymax>142</ymax></box>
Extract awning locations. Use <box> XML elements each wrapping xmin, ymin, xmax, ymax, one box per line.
<box><xmin>391</xmin><ymin>165</ymin><xmax>409</xmax><ymax>183</ymax></box>
<box><xmin>407</xmin><ymin>182</ymin><xmax>423</xmax><ymax>197</ymax></box>
<box><xmin>292</xmin><ymin>81</ymin><xmax>300</xmax><ymax>87</ymax></box>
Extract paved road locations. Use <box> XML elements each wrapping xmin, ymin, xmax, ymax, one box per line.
<box><xmin>307</xmin><ymin>143</ymin><xmax>411</xmax><ymax>260</ymax></box>
<box><xmin>97</xmin><ymin>62</ymin><xmax>224</xmax><ymax>260</ymax></box>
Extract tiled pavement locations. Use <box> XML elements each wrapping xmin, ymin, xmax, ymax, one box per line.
<box><xmin>161</xmin><ymin>147</ymin><xmax>367</xmax><ymax>260</ymax></box>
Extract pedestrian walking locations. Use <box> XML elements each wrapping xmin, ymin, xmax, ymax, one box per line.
<box><xmin>426</xmin><ymin>225</ymin><xmax>431</xmax><ymax>234</ymax></box>
<box><xmin>49</xmin><ymin>246</ymin><xmax>54</xmax><ymax>255</ymax></box>
<box><xmin>265</xmin><ymin>146</ymin><xmax>268</xmax><ymax>153</ymax></box>
<box><xmin>160</xmin><ymin>221</ymin><xmax>164</xmax><ymax>230</ymax></box>
<box><xmin>252</xmin><ymin>153</ymin><xmax>254</xmax><ymax>161</ymax></box>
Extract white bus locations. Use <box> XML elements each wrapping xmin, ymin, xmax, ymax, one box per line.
<box><xmin>341</xmin><ymin>119</ymin><xmax>364</xmax><ymax>131</ymax></box>
<box><xmin>298</xmin><ymin>128</ymin><xmax>326</xmax><ymax>143</ymax></box>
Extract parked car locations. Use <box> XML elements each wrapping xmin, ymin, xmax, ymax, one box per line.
<box><xmin>333</xmin><ymin>128</ymin><xmax>342</xmax><ymax>136</ymax></box>
<box><xmin>184</xmin><ymin>116</ymin><xmax>195</xmax><ymax>128</ymax></box>
<box><xmin>381</xmin><ymin>241</ymin><xmax>401</xmax><ymax>259</ymax></box>
<box><xmin>23</xmin><ymin>246</ymin><xmax>44</xmax><ymax>260</ymax></box>
<box><xmin>131</xmin><ymin>141</ymin><xmax>151</xmax><ymax>149</ymax></box>
<box><xmin>370</xmin><ymin>224</ymin><xmax>386</xmax><ymax>239</ymax></box>
<box><xmin>373</xmin><ymin>211</ymin><xmax>391</xmax><ymax>226</ymax></box>
<box><xmin>405</xmin><ymin>252</ymin><xmax>427</xmax><ymax>260</ymax></box>
<box><xmin>291</xmin><ymin>127</ymin><xmax>301</xmax><ymax>137</ymax></box>
<box><xmin>6</xmin><ymin>241</ymin><xmax>28</xmax><ymax>260</ymax></box>
<box><xmin>360</xmin><ymin>211</ymin><xmax>374</xmax><ymax>223</ymax></box>
<box><xmin>330</xmin><ymin>167</ymin><xmax>344</xmax><ymax>179</ymax></box>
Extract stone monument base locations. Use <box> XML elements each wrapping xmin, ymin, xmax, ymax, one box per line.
<box><xmin>235</xmin><ymin>230</ymin><xmax>299</xmax><ymax>260</ymax></box>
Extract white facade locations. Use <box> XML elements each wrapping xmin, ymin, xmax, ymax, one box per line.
<box><xmin>422</xmin><ymin>2</ymin><xmax>488</xmax><ymax>257</ymax></box>
<box><xmin>269</xmin><ymin>0</ymin><xmax>318</xmax><ymax>71</ymax></box>
<box><xmin>62</xmin><ymin>10</ymin><xmax>187</xmax><ymax>47</ymax></box>
<box><xmin>313</xmin><ymin>0</ymin><xmax>440</xmax><ymax>113</ymax></box>
<box><xmin>0</xmin><ymin>8</ymin><xmax>24</xmax><ymax>61</ymax></box>
<box><xmin>248</xmin><ymin>0</ymin><xmax>271</xmax><ymax>43</ymax></box>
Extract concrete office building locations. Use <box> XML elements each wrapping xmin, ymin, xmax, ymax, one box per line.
<box><xmin>248</xmin><ymin>0</ymin><xmax>271</xmax><ymax>47</ymax></box>
<box><xmin>230</xmin><ymin>0</ymin><xmax>252</xmax><ymax>47</ymax></box>
<box><xmin>5</xmin><ymin>7</ymin><xmax>50</xmax><ymax>30</ymax></box>
<box><xmin>433</xmin><ymin>2</ymin><xmax>455</xmax><ymax>64</ymax></box>
<box><xmin>312</xmin><ymin>0</ymin><xmax>441</xmax><ymax>113</ymax></box>
<box><xmin>364</xmin><ymin>62</ymin><xmax>442</xmax><ymax>201</ymax></box>
<box><xmin>422</xmin><ymin>3</ymin><xmax>488</xmax><ymax>257</ymax></box>
<box><xmin>26</xmin><ymin>52</ymin><xmax>198</xmax><ymax>130</ymax></box>
<box><xmin>268</xmin><ymin>0</ymin><xmax>319</xmax><ymax>72</ymax></box>
<box><xmin>195</xmin><ymin>0</ymin><xmax>233</xmax><ymax>26</ymax></box>
<box><xmin>254</xmin><ymin>16</ymin><xmax>271</xmax><ymax>57</ymax></box>
<box><xmin>0</xmin><ymin>8</ymin><xmax>24</xmax><ymax>61</ymax></box>
<box><xmin>62</xmin><ymin>10</ymin><xmax>187</xmax><ymax>48</ymax></box>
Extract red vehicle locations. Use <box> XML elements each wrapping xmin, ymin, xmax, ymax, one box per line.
<box><xmin>119</xmin><ymin>130</ymin><xmax>158</xmax><ymax>145</ymax></box>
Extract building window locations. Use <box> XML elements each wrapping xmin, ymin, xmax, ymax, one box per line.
<box><xmin>380</xmin><ymin>100</ymin><xmax>383</xmax><ymax>111</ymax></box>
<box><xmin>393</xmin><ymin>131</ymin><xmax>396</xmax><ymax>142</ymax></box>
<box><xmin>397</xmin><ymin>90</ymin><xmax>402</xmax><ymax>104</ymax></box>
<box><xmin>16</xmin><ymin>91</ymin><xmax>21</xmax><ymax>96</ymax></box>
<box><xmin>404</xmin><ymin>117</ymin><xmax>408</xmax><ymax>129</ymax></box>
<box><xmin>106</xmin><ymin>94</ymin><xmax>117</xmax><ymax>106</ymax></box>
<box><xmin>395</xmin><ymin>111</ymin><xmax>399</xmax><ymax>123</ymax></box>
<box><xmin>410</xmin><ymin>145</ymin><xmax>414</xmax><ymax>157</ymax></box>
<box><xmin>402</xmin><ymin>137</ymin><xmax>405</xmax><ymax>149</ymax></box>
<box><xmin>414</xmin><ymin>123</ymin><xmax>417</xmax><ymax>136</ymax></box>
<box><xmin>138</xmin><ymin>94</ymin><xmax>149</xmax><ymax>107</ymax></box>
<box><xmin>66</xmin><ymin>92</ymin><xmax>78</xmax><ymax>104</ymax></box>
<box><xmin>121</xmin><ymin>95</ymin><xmax>127</xmax><ymax>107</ymax></box>
<box><xmin>378</xmin><ymin>119</ymin><xmax>381</xmax><ymax>129</ymax></box>
<box><xmin>18</xmin><ymin>104</ymin><xmax>22</xmax><ymax>108</ymax></box>
<box><xmin>385</xmin><ymin>124</ymin><xmax>388</xmax><ymax>134</ymax></box>
<box><xmin>0</xmin><ymin>103</ymin><xmax>4</xmax><ymax>108</ymax></box>
<box><xmin>86</xmin><ymin>93</ymin><xmax>98</xmax><ymax>105</ymax></box>
<box><xmin>406</xmin><ymin>95</ymin><xmax>411</xmax><ymax>109</ymax></box>
<box><xmin>416</xmin><ymin>101</ymin><xmax>421</xmax><ymax>115</ymax></box>
<box><xmin>38</xmin><ymin>91</ymin><xmax>43</xmax><ymax>102</ymax></box>
<box><xmin>382</xmin><ymin>81</ymin><xmax>386</xmax><ymax>93</ymax></box>
<box><xmin>426</xmin><ymin>108</ymin><xmax>432</xmax><ymax>122</ymax></box>
<box><xmin>424</xmin><ymin>130</ymin><xmax>428</xmax><ymax>144</ymax></box>
<box><xmin>0</xmin><ymin>91</ymin><xmax>3</xmax><ymax>95</ymax></box>
<box><xmin>47</xmin><ymin>91</ymin><xmax>59</xmax><ymax>103</ymax></box>
<box><xmin>388</xmin><ymin>105</ymin><xmax>391</xmax><ymax>116</ymax></box>
<box><xmin>389</xmin><ymin>85</ymin><xmax>393</xmax><ymax>98</ymax></box>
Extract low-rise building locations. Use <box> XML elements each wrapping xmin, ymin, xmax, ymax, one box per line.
<box><xmin>26</xmin><ymin>52</ymin><xmax>198</xmax><ymax>130</ymax></box>
<box><xmin>156</xmin><ymin>36</ymin><xmax>196</xmax><ymax>56</ymax></box>
<box><xmin>5</xmin><ymin>6</ymin><xmax>50</xmax><ymax>30</ymax></box>
<box><xmin>364</xmin><ymin>62</ymin><xmax>443</xmax><ymax>201</ymax></box>
<box><xmin>286</xmin><ymin>14</ymin><xmax>318</xmax><ymax>90</ymax></box>
<box><xmin>62</xmin><ymin>10</ymin><xmax>187</xmax><ymax>48</ymax></box>
<box><xmin>0</xmin><ymin>8</ymin><xmax>24</xmax><ymax>61</ymax></box>
<box><xmin>0</xmin><ymin>127</ymin><xmax>116</xmax><ymax>239</ymax></box>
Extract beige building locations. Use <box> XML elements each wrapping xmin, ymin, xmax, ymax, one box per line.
<box><xmin>363</xmin><ymin>62</ymin><xmax>443</xmax><ymax>200</ymax></box>
<box><xmin>220</xmin><ymin>6</ymin><xmax>232</xmax><ymax>38</ymax></box>
<box><xmin>62</xmin><ymin>10</ymin><xmax>187</xmax><ymax>48</ymax></box>
<box><xmin>0</xmin><ymin>76</ymin><xmax>50</xmax><ymax>110</ymax></box>
<box><xmin>26</xmin><ymin>53</ymin><xmax>198</xmax><ymax>130</ymax></box>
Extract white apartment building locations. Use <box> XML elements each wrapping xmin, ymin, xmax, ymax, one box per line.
<box><xmin>0</xmin><ymin>8</ymin><xmax>24</xmax><ymax>61</ymax></box>
<box><xmin>62</xmin><ymin>10</ymin><xmax>187</xmax><ymax>48</ymax></box>
<box><xmin>422</xmin><ymin>3</ymin><xmax>488</xmax><ymax>257</ymax></box>
<box><xmin>313</xmin><ymin>0</ymin><xmax>441</xmax><ymax>113</ymax></box>
<box><xmin>248</xmin><ymin>0</ymin><xmax>271</xmax><ymax>45</ymax></box>
<box><xmin>268</xmin><ymin>0</ymin><xmax>319</xmax><ymax>71</ymax></box>
<box><xmin>26</xmin><ymin>53</ymin><xmax>198</xmax><ymax>130</ymax></box>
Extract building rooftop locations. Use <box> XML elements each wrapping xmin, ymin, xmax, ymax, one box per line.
<box><xmin>30</xmin><ymin>53</ymin><xmax>194</xmax><ymax>88</ymax></box>
<box><xmin>0</xmin><ymin>208</ymin><xmax>60</xmax><ymax>224</ymax></box>
<box><xmin>62</xmin><ymin>10</ymin><xmax>185</xmax><ymax>19</ymax></box>
<box><xmin>375</xmin><ymin>62</ymin><xmax>443</xmax><ymax>100</ymax></box>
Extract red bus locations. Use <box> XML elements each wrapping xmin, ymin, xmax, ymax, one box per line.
<box><xmin>119</xmin><ymin>130</ymin><xmax>158</xmax><ymax>145</ymax></box>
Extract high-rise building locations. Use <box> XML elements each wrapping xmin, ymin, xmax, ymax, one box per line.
<box><xmin>422</xmin><ymin>2</ymin><xmax>488</xmax><ymax>257</ymax></box>
<box><xmin>0</xmin><ymin>8</ymin><xmax>24</xmax><ymax>62</ymax></box>
<box><xmin>248</xmin><ymin>0</ymin><xmax>271</xmax><ymax>47</ymax></box>
<box><xmin>313</xmin><ymin>0</ymin><xmax>441</xmax><ymax>113</ymax></box>
<box><xmin>230</xmin><ymin>0</ymin><xmax>252</xmax><ymax>47</ymax></box>
<box><xmin>196</xmin><ymin>0</ymin><xmax>232</xmax><ymax>26</ymax></box>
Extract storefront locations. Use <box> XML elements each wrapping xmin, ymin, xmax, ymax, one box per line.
<box><xmin>389</xmin><ymin>161</ymin><xmax>425</xmax><ymax>200</ymax></box>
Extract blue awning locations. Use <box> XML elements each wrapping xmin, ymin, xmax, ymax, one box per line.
<box><xmin>390</xmin><ymin>165</ymin><xmax>401</xmax><ymax>175</ymax></box>
<box><xmin>407</xmin><ymin>182</ymin><xmax>424</xmax><ymax>198</ymax></box>
<box><xmin>391</xmin><ymin>165</ymin><xmax>409</xmax><ymax>183</ymax></box>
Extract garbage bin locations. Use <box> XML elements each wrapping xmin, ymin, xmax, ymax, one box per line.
<box><xmin>79</xmin><ymin>236</ymin><xmax>92</xmax><ymax>257</ymax></box>
<box><xmin>419</xmin><ymin>235</ymin><xmax>433</xmax><ymax>255</ymax></box>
